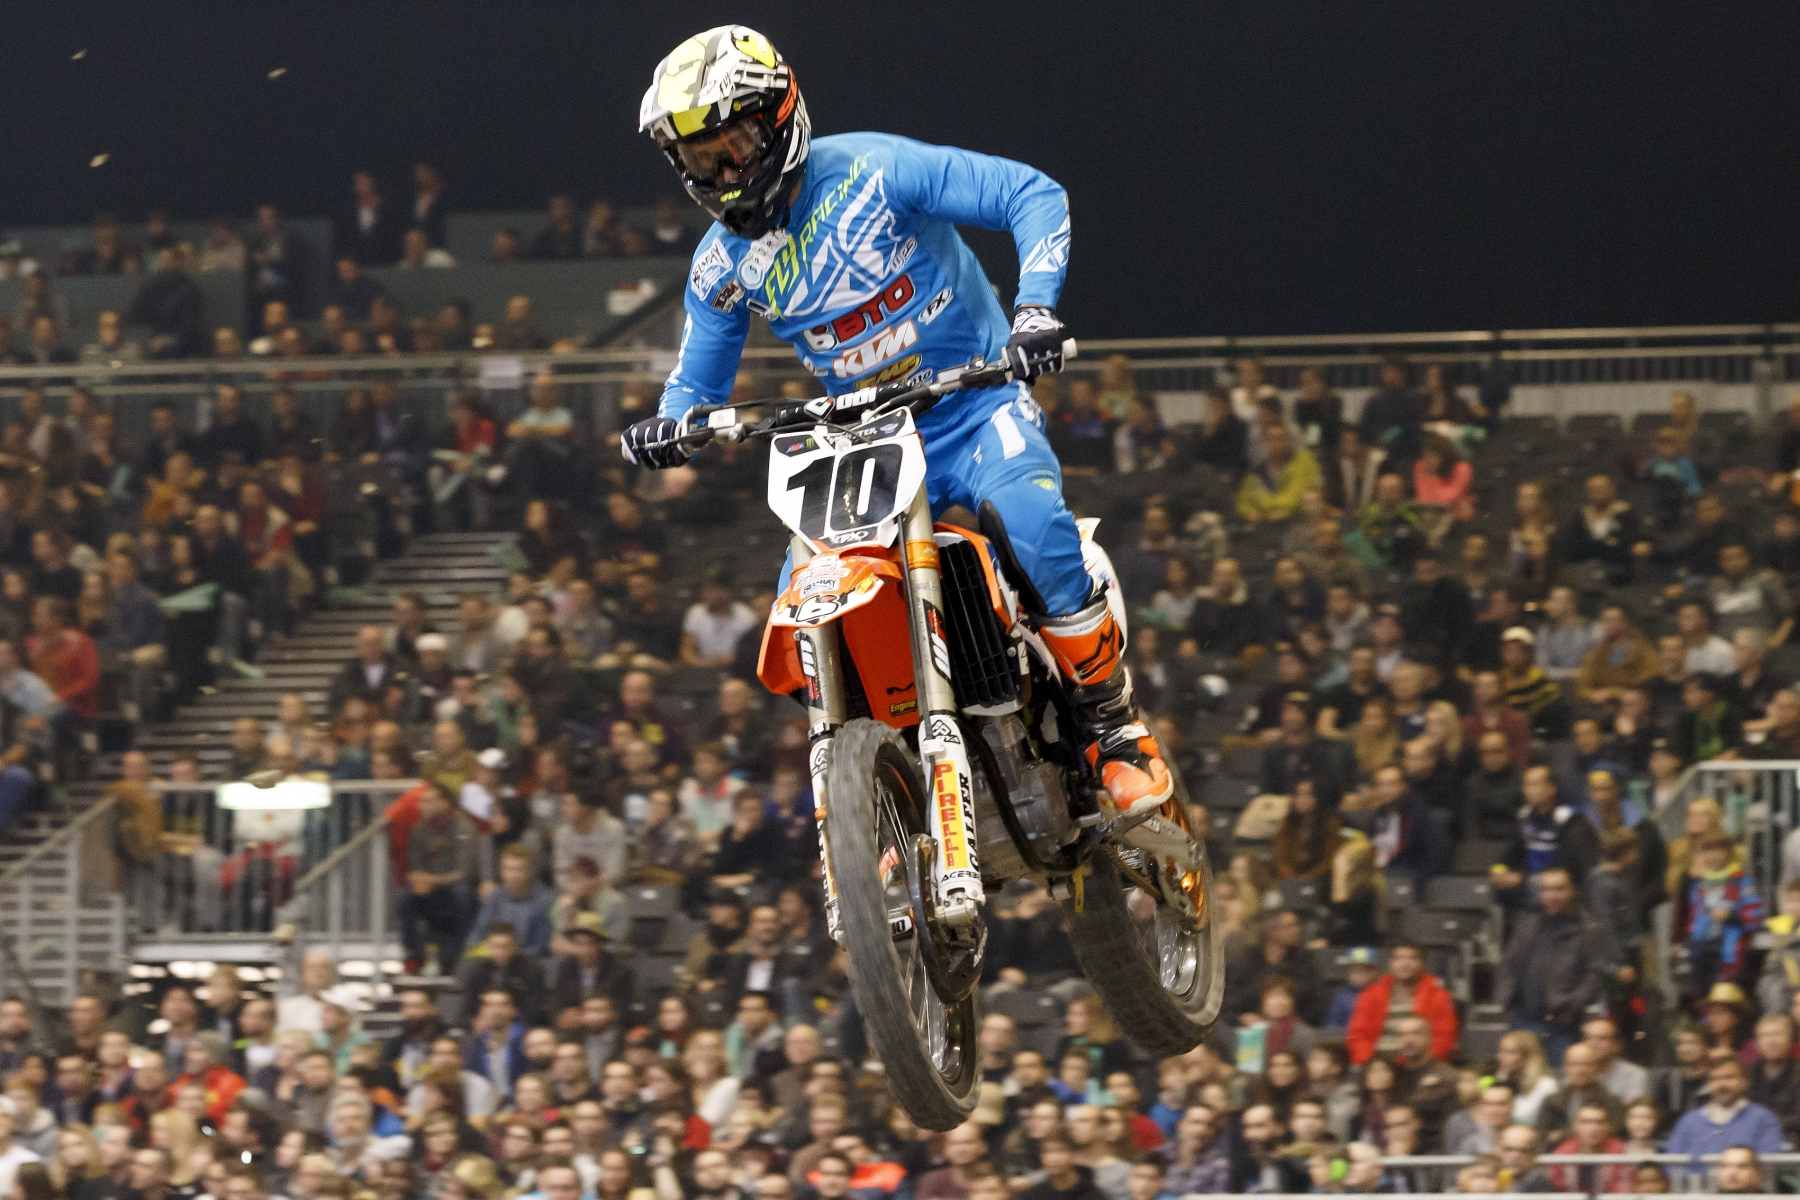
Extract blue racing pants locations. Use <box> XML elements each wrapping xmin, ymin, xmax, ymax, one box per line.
<box><xmin>777</xmin><ymin>383</ymin><xmax>1091</xmax><ymax>616</ymax></box>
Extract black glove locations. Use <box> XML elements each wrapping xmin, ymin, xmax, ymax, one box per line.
<box><xmin>1004</xmin><ymin>305</ymin><xmax>1067</xmax><ymax>380</ymax></box>
<box><xmin>620</xmin><ymin>416</ymin><xmax>689</xmax><ymax>469</ymax></box>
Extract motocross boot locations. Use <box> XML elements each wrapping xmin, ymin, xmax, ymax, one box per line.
<box><xmin>1040</xmin><ymin>592</ymin><xmax>1174</xmax><ymax>817</ymax></box>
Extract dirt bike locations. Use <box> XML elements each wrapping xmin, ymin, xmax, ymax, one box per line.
<box><xmin>672</xmin><ymin>343</ymin><xmax>1221</xmax><ymax>1129</ymax></box>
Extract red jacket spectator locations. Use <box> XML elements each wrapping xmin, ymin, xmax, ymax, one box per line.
<box><xmin>385</xmin><ymin>781</ymin><xmax>429</xmax><ymax>888</ymax></box>
<box><xmin>27</xmin><ymin>622</ymin><xmax>101</xmax><ymax>720</ymax></box>
<box><xmin>1549</xmin><ymin>1136</ymin><xmax>1632</xmax><ymax>1193</ymax></box>
<box><xmin>1345</xmin><ymin>969</ymin><xmax>1459</xmax><ymax>1064</ymax></box>
<box><xmin>174</xmin><ymin>1062</ymin><xmax>247</xmax><ymax>1123</ymax></box>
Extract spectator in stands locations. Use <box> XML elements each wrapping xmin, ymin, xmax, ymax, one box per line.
<box><xmin>470</xmin><ymin>844</ymin><xmax>553</xmax><ymax>956</ymax></box>
<box><xmin>1580</xmin><ymin>1016</ymin><xmax>1649</xmax><ymax>1103</ymax></box>
<box><xmin>129</xmin><ymin>249</ymin><xmax>204</xmax><ymax>359</ymax></box>
<box><xmin>1320</xmin><ymin>426</ymin><xmax>1383</xmax><ymax>517</ymax></box>
<box><xmin>1224</xmin><ymin>910</ymin><xmax>1321</xmax><ymax>1026</ymax></box>
<box><xmin>1359</xmin><ymin>355</ymin><xmax>1421</xmax><ymax>464</ymax></box>
<box><xmin>530</xmin><ymin>196</ymin><xmax>584</xmax><ymax>260</ymax></box>
<box><xmin>1186</xmin><ymin>389</ymin><xmax>1246</xmax><ymax>476</ymax></box>
<box><xmin>1559</xmin><ymin>474</ymin><xmax>1643</xmax><ymax>584</ymax></box>
<box><xmin>80</xmin><ymin>309</ymin><xmax>141</xmax><ymax>367</ymax></box>
<box><xmin>1345</xmin><ymin>944</ymin><xmax>1457</xmax><ymax>1066</ymax></box>
<box><xmin>411</xmin><ymin>163</ymin><xmax>449</xmax><ymax>247</ymax></box>
<box><xmin>681</xmin><ymin>571</ymin><xmax>758</xmax><ymax>670</ymax></box>
<box><xmin>1496</xmin><ymin>868</ymin><xmax>1609</xmax><ymax>1063</ymax></box>
<box><xmin>1576</xmin><ymin>605</ymin><xmax>1656</xmax><ymax>707</ymax></box>
<box><xmin>1710</xmin><ymin>543</ymin><xmax>1792</xmax><ymax>642</ymax></box>
<box><xmin>500</xmin><ymin>372</ymin><xmax>574</xmax><ymax>499</ymax></box>
<box><xmin>1746</xmin><ymin>1014</ymin><xmax>1800</xmax><ymax>1139</ymax></box>
<box><xmin>398</xmin><ymin>781</ymin><xmax>479</xmax><ymax>972</ymax></box>
<box><xmin>454</xmin><ymin>922</ymin><xmax>546</xmax><ymax>1026</ymax></box>
<box><xmin>498</xmin><ymin>296</ymin><xmax>548</xmax><ymax>352</ymax></box>
<box><xmin>247</xmin><ymin>206</ymin><xmax>304</xmax><ymax>330</ymax></box>
<box><xmin>1684</xmin><ymin>831</ymin><xmax>1763</xmax><ymax>995</ymax></box>
<box><xmin>1352</xmin><ymin>474</ymin><xmax>1424</xmax><ymax>573</ymax></box>
<box><xmin>1236</xmin><ymin>423</ymin><xmax>1319</xmax><ymax>523</ymax></box>
<box><xmin>27</xmin><ymin>596</ymin><xmax>99</xmax><ymax>757</ymax></box>
<box><xmin>1665</xmin><ymin>1060</ymin><xmax>1783</xmax><ymax>1159</ymax></box>
<box><xmin>329</xmin><ymin>626</ymin><xmax>406</xmax><ymax>714</ymax></box>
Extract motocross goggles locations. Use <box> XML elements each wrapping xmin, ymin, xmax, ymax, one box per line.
<box><xmin>673</xmin><ymin>116</ymin><xmax>771</xmax><ymax>186</ymax></box>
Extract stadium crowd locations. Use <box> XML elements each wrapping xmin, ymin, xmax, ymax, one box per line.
<box><xmin>0</xmin><ymin>171</ymin><xmax>695</xmax><ymax>365</ymax></box>
<box><xmin>9</xmin><ymin>318</ymin><xmax>1800</xmax><ymax>1200</ymax></box>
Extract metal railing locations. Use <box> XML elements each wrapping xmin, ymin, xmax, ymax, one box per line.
<box><xmin>1366</xmin><ymin>1152</ymin><xmax>1800</xmax><ymax>1195</ymax></box>
<box><xmin>0</xmin><ymin>796</ymin><xmax>127</xmax><ymax>1011</ymax></box>
<box><xmin>140</xmin><ymin>779</ymin><xmax>414</xmax><ymax>944</ymax></box>
<box><xmin>0</xmin><ymin>321</ymin><xmax>1794</xmax><ymax>453</ymax></box>
<box><xmin>1644</xmin><ymin>760</ymin><xmax>1799</xmax><ymax>998</ymax></box>
<box><xmin>276</xmin><ymin>810</ymin><xmax>396</xmax><ymax>984</ymax></box>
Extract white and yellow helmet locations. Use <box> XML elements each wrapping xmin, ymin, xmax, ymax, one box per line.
<box><xmin>639</xmin><ymin>26</ymin><xmax>811</xmax><ymax>240</ymax></box>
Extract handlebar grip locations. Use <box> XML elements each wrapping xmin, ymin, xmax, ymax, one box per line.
<box><xmin>1062</xmin><ymin>338</ymin><xmax>1079</xmax><ymax>361</ymax></box>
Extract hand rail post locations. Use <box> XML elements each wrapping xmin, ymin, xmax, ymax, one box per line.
<box><xmin>369</xmin><ymin>833</ymin><xmax>388</xmax><ymax>990</ymax></box>
<box><xmin>63</xmin><ymin>836</ymin><xmax>78</xmax><ymax>1002</ymax></box>
<box><xmin>327</xmin><ymin>869</ymin><xmax>344</xmax><ymax>965</ymax></box>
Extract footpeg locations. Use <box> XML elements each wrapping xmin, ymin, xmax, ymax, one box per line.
<box><xmin>1106</xmin><ymin>812</ymin><xmax>1202</xmax><ymax>875</ymax></box>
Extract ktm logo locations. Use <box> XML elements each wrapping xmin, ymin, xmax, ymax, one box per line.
<box><xmin>831</xmin><ymin>320</ymin><xmax>919</xmax><ymax>379</ymax></box>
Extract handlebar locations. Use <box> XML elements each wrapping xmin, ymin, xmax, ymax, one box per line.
<box><xmin>673</xmin><ymin>338</ymin><xmax>1079</xmax><ymax>450</ymax></box>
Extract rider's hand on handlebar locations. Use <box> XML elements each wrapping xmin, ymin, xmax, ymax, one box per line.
<box><xmin>1005</xmin><ymin>305</ymin><xmax>1069</xmax><ymax>380</ymax></box>
<box><xmin>622</xmin><ymin>406</ymin><xmax>720</xmax><ymax>469</ymax></box>
<box><xmin>621</xmin><ymin>416</ymin><xmax>684</xmax><ymax>468</ymax></box>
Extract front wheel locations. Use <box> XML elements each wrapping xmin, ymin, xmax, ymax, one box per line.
<box><xmin>1063</xmin><ymin>843</ymin><xmax>1224</xmax><ymax>1057</ymax></box>
<box><xmin>826</xmin><ymin>720</ymin><xmax>980</xmax><ymax>1129</ymax></box>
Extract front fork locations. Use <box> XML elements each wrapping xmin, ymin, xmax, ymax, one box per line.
<box><xmin>794</xmin><ymin>488</ymin><xmax>988</xmax><ymax>941</ymax></box>
<box><xmin>899</xmin><ymin>488</ymin><xmax>985</xmax><ymax>927</ymax></box>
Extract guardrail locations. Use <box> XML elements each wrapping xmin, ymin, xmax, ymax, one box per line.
<box><xmin>276</xmin><ymin>811</ymin><xmax>396</xmax><ymax>984</ymax></box>
<box><xmin>139</xmin><ymin>779</ymin><xmax>413</xmax><ymax>943</ymax></box>
<box><xmin>0</xmin><ymin>795</ymin><xmax>127</xmax><ymax>1013</ymax></box>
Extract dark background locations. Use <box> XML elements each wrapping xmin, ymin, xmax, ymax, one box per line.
<box><xmin>3</xmin><ymin>2</ymin><xmax>1796</xmax><ymax>338</ymax></box>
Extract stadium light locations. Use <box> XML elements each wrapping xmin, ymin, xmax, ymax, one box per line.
<box><xmin>215</xmin><ymin>778</ymin><xmax>331</xmax><ymax>811</ymax></box>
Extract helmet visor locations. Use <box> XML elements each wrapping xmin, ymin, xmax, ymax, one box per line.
<box><xmin>674</xmin><ymin>118</ymin><xmax>769</xmax><ymax>186</ymax></box>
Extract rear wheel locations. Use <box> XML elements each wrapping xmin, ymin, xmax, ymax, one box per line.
<box><xmin>1063</xmin><ymin>752</ymin><xmax>1222</xmax><ymax>1056</ymax></box>
<box><xmin>1064</xmin><ymin>846</ymin><xmax>1223</xmax><ymax>1056</ymax></box>
<box><xmin>827</xmin><ymin>719</ymin><xmax>980</xmax><ymax>1129</ymax></box>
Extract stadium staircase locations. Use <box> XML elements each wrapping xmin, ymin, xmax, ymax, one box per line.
<box><xmin>0</xmin><ymin>531</ymin><xmax>514</xmax><ymax>1012</ymax></box>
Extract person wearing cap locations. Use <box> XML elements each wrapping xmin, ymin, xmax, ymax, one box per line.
<box><xmin>1323</xmin><ymin>949</ymin><xmax>1381</xmax><ymax>1034</ymax></box>
<box><xmin>317</xmin><ymin>985</ymin><xmax>372</xmax><ymax>1075</ymax></box>
<box><xmin>550</xmin><ymin>911</ymin><xmax>634</xmax><ymax>1016</ymax></box>
<box><xmin>412</xmin><ymin>632</ymin><xmax>454</xmax><ymax>713</ymax></box>
<box><xmin>469</xmin><ymin>843</ymin><xmax>553</xmax><ymax>957</ymax></box>
<box><xmin>1498</xmin><ymin>626</ymin><xmax>1566</xmax><ymax>737</ymax></box>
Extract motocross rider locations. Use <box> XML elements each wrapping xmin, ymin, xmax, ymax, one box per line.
<box><xmin>623</xmin><ymin>26</ymin><xmax>1171</xmax><ymax>818</ymax></box>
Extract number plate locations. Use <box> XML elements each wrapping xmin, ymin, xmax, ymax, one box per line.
<box><xmin>767</xmin><ymin>410</ymin><xmax>927</xmax><ymax>552</ymax></box>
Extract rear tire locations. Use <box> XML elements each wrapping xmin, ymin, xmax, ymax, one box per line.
<box><xmin>1063</xmin><ymin>836</ymin><xmax>1224</xmax><ymax>1057</ymax></box>
<box><xmin>827</xmin><ymin>719</ymin><xmax>980</xmax><ymax>1129</ymax></box>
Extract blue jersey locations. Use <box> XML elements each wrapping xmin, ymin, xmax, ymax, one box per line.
<box><xmin>658</xmin><ymin>132</ymin><xmax>1070</xmax><ymax>420</ymax></box>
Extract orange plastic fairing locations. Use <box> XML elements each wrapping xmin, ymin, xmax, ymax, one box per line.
<box><xmin>755</xmin><ymin>549</ymin><xmax>922</xmax><ymax>730</ymax></box>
